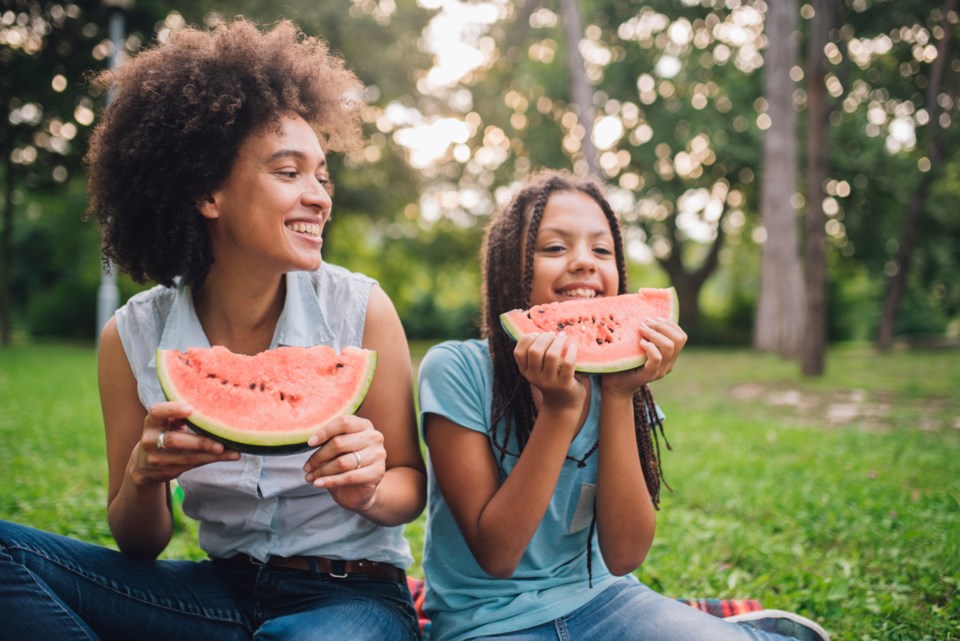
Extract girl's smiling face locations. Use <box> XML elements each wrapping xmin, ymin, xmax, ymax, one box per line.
<box><xmin>526</xmin><ymin>189</ymin><xmax>620</xmax><ymax>307</ymax></box>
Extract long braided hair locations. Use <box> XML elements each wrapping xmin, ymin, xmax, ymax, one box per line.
<box><xmin>480</xmin><ymin>169</ymin><xmax>670</xmax><ymax>512</ymax></box>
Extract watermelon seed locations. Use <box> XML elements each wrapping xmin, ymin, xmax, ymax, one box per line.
<box><xmin>207</xmin><ymin>373</ymin><xmax>217</xmax><ymax>379</ymax></box>
<box><xmin>596</xmin><ymin>339</ymin><xmax>603</xmax><ymax>345</ymax></box>
<box><xmin>280</xmin><ymin>392</ymin><xmax>285</xmax><ymax>401</ymax></box>
<box><xmin>221</xmin><ymin>380</ymin><xmax>229</xmax><ymax>385</ymax></box>
<box><xmin>336</xmin><ymin>362</ymin><xmax>344</xmax><ymax>369</ymax></box>
<box><xmin>249</xmin><ymin>383</ymin><xmax>256</xmax><ymax>390</ymax></box>
<box><xmin>260</xmin><ymin>384</ymin><xmax>266</xmax><ymax>392</ymax></box>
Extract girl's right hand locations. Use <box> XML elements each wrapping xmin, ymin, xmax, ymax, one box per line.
<box><xmin>514</xmin><ymin>332</ymin><xmax>586</xmax><ymax>410</ymax></box>
<box><xmin>130</xmin><ymin>401</ymin><xmax>241</xmax><ymax>487</ymax></box>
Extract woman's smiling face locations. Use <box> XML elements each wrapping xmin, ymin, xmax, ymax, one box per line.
<box><xmin>526</xmin><ymin>190</ymin><xmax>620</xmax><ymax>307</ymax></box>
<box><xmin>200</xmin><ymin>113</ymin><xmax>333</xmax><ymax>274</ymax></box>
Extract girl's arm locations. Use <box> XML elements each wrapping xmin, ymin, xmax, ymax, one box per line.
<box><xmin>303</xmin><ymin>285</ymin><xmax>426</xmax><ymax>526</ymax></box>
<box><xmin>425</xmin><ymin>332</ymin><xmax>585</xmax><ymax>578</ymax></box>
<box><xmin>595</xmin><ymin>318</ymin><xmax>686</xmax><ymax>574</ymax></box>
<box><xmin>100</xmin><ymin>317</ymin><xmax>238</xmax><ymax>560</ymax></box>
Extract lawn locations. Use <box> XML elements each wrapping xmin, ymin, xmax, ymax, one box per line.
<box><xmin>1</xmin><ymin>340</ymin><xmax>957</xmax><ymax>640</ymax></box>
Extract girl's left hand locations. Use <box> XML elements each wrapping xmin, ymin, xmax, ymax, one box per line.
<box><xmin>302</xmin><ymin>415</ymin><xmax>386</xmax><ymax>513</ymax></box>
<box><xmin>602</xmin><ymin>318</ymin><xmax>687</xmax><ymax>397</ymax></box>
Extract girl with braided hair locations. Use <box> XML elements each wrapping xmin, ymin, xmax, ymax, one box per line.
<box><xmin>417</xmin><ymin>170</ymin><xmax>829</xmax><ymax>641</ymax></box>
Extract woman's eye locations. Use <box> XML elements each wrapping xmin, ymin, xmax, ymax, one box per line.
<box><xmin>318</xmin><ymin>177</ymin><xmax>335</xmax><ymax>195</ymax></box>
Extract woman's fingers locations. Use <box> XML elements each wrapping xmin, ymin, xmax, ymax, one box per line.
<box><xmin>303</xmin><ymin>416</ymin><xmax>386</xmax><ymax>485</ymax></box>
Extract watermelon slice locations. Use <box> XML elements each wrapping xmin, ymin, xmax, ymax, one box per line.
<box><xmin>499</xmin><ymin>288</ymin><xmax>679</xmax><ymax>373</ymax></box>
<box><xmin>156</xmin><ymin>345</ymin><xmax>377</xmax><ymax>454</ymax></box>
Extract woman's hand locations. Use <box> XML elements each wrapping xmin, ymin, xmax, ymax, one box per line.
<box><xmin>130</xmin><ymin>402</ymin><xmax>241</xmax><ymax>487</ymax></box>
<box><xmin>602</xmin><ymin>318</ymin><xmax>687</xmax><ymax>397</ymax></box>
<box><xmin>302</xmin><ymin>415</ymin><xmax>387</xmax><ymax>513</ymax></box>
<box><xmin>514</xmin><ymin>331</ymin><xmax>587</xmax><ymax>411</ymax></box>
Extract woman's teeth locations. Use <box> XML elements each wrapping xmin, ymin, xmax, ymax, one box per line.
<box><xmin>286</xmin><ymin>222</ymin><xmax>321</xmax><ymax>237</ymax></box>
<box><xmin>560</xmin><ymin>288</ymin><xmax>598</xmax><ymax>298</ymax></box>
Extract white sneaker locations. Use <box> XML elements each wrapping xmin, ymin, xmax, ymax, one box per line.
<box><xmin>724</xmin><ymin>609</ymin><xmax>830</xmax><ymax>641</ymax></box>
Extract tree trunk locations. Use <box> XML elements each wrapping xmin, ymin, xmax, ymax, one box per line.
<box><xmin>754</xmin><ymin>0</ymin><xmax>804</xmax><ymax>357</ymax></box>
<box><xmin>876</xmin><ymin>0</ymin><xmax>955</xmax><ymax>351</ymax></box>
<box><xmin>560</xmin><ymin>0</ymin><xmax>599</xmax><ymax>175</ymax></box>
<box><xmin>657</xmin><ymin>210</ymin><xmax>727</xmax><ymax>332</ymax></box>
<box><xmin>801</xmin><ymin>0</ymin><xmax>833</xmax><ymax>376</ymax></box>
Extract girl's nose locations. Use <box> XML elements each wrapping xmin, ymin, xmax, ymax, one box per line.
<box><xmin>568</xmin><ymin>244</ymin><xmax>597</xmax><ymax>272</ymax></box>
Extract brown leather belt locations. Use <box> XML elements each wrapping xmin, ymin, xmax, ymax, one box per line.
<box><xmin>214</xmin><ymin>554</ymin><xmax>405</xmax><ymax>583</ymax></box>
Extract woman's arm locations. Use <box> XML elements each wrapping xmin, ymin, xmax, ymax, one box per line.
<box><xmin>426</xmin><ymin>332</ymin><xmax>585</xmax><ymax>578</ymax></box>
<box><xmin>303</xmin><ymin>285</ymin><xmax>426</xmax><ymax>526</ymax></box>
<box><xmin>595</xmin><ymin>318</ymin><xmax>686</xmax><ymax>574</ymax></box>
<box><xmin>100</xmin><ymin>317</ymin><xmax>240</xmax><ymax>560</ymax></box>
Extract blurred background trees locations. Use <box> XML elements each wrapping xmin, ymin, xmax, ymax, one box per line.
<box><xmin>2</xmin><ymin>0</ymin><xmax>958</xmax><ymax>373</ymax></box>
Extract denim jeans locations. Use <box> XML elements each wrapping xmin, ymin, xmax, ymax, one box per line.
<box><xmin>469</xmin><ymin>578</ymin><xmax>804</xmax><ymax>641</ymax></box>
<box><xmin>0</xmin><ymin>521</ymin><xmax>420</xmax><ymax>641</ymax></box>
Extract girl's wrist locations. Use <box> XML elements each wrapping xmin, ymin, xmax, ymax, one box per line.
<box><xmin>599</xmin><ymin>378</ymin><xmax>639</xmax><ymax>401</ymax></box>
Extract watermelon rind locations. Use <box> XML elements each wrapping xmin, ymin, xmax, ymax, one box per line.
<box><xmin>499</xmin><ymin>287</ymin><xmax>679</xmax><ymax>374</ymax></box>
<box><xmin>155</xmin><ymin>347</ymin><xmax>378</xmax><ymax>455</ymax></box>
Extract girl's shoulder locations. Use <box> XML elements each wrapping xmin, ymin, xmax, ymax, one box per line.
<box><xmin>421</xmin><ymin>338</ymin><xmax>491</xmax><ymax>375</ymax></box>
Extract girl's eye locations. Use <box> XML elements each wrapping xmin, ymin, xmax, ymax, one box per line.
<box><xmin>594</xmin><ymin>247</ymin><xmax>613</xmax><ymax>256</ymax></box>
<box><xmin>541</xmin><ymin>245</ymin><xmax>565</xmax><ymax>253</ymax></box>
<box><xmin>276</xmin><ymin>171</ymin><xmax>298</xmax><ymax>179</ymax></box>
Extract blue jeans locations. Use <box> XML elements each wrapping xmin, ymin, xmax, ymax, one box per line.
<box><xmin>469</xmin><ymin>578</ymin><xmax>803</xmax><ymax>641</ymax></box>
<box><xmin>0</xmin><ymin>521</ymin><xmax>420</xmax><ymax>641</ymax></box>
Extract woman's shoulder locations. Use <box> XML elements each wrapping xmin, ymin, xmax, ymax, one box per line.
<box><xmin>309</xmin><ymin>263</ymin><xmax>377</xmax><ymax>291</ymax></box>
<box><xmin>114</xmin><ymin>283</ymin><xmax>176</xmax><ymax>336</ymax></box>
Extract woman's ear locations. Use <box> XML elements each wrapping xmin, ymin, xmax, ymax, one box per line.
<box><xmin>198</xmin><ymin>194</ymin><xmax>219</xmax><ymax>220</ymax></box>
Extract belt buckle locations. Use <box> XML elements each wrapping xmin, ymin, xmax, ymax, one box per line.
<box><xmin>328</xmin><ymin>559</ymin><xmax>349</xmax><ymax>579</ymax></box>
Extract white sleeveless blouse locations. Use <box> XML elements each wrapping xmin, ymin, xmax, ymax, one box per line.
<box><xmin>114</xmin><ymin>266</ymin><xmax>414</xmax><ymax>567</ymax></box>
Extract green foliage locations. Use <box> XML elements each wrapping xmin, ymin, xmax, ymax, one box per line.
<box><xmin>4</xmin><ymin>1</ymin><xmax>960</xmax><ymax>348</ymax></box>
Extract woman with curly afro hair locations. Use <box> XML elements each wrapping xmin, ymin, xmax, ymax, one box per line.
<box><xmin>0</xmin><ymin>18</ymin><xmax>425</xmax><ymax>641</ymax></box>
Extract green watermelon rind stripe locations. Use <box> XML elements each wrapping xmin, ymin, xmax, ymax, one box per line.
<box><xmin>498</xmin><ymin>287</ymin><xmax>679</xmax><ymax>374</ymax></box>
<box><xmin>156</xmin><ymin>348</ymin><xmax>378</xmax><ymax>455</ymax></box>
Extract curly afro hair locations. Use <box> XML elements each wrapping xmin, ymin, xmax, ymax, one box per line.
<box><xmin>84</xmin><ymin>18</ymin><xmax>364</xmax><ymax>287</ymax></box>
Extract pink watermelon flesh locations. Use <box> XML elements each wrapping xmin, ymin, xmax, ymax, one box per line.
<box><xmin>499</xmin><ymin>288</ymin><xmax>679</xmax><ymax>373</ymax></box>
<box><xmin>156</xmin><ymin>345</ymin><xmax>377</xmax><ymax>454</ymax></box>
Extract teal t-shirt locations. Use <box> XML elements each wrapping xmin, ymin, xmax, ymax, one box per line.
<box><xmin>418</xmin><ymin>339</ymin><xmax>621</xmax><ymax>641</ymax></box>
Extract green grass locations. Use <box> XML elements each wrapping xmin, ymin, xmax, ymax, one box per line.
<box><xmin>2</xmin><ymin>341</ymin><xmax>958</xmax><ymax>640</ymax></box>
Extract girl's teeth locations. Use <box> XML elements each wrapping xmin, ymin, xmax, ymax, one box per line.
<box><xmin>562</xmin><ymin>288</ymin><xmax>597</xmax><ymax>298</ymax></box>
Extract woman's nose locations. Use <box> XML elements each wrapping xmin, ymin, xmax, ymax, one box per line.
<box><xmin>302</xmin><ymin>176</ymin><xmax>333</xmax><ymax>220</ymax></box>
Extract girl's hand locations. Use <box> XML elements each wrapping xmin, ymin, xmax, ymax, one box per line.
<box><xmin>132</xmin><ymin>402</ymin><xmax>241</xmax><ymax>486</ymax></box>
<box><xmin>303</xmin><ymin>415</ymin><xmax>386</xmax><ymax>513</ymax></box>
<box><xmin>514</xmin><ymin>332</ymin><xmax>587</xmax><ymax>410</ymax></box>
<box><xmin>602</xmin><ymin>318</ymin><xmax>688</xmax><ymax>397</ymax></box>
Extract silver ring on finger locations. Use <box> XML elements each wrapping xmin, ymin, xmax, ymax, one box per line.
<box><xmin>157</xmin><ymin>432</ymin><xmax>166</xmax><ymax>451</ymax></box>
<box><xmin>353</xmin><ymin>451</ymin><xmax>362</xmax><ymax>470</ymax></box>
